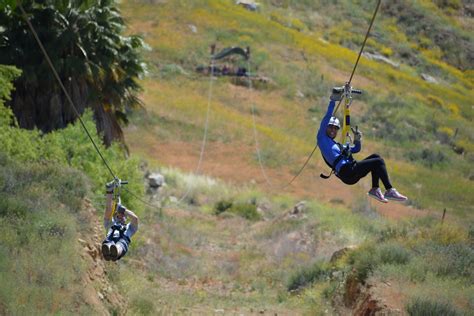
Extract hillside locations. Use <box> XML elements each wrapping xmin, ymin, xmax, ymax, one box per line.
<box><xmin>120</xmin><ymin>0</ymin><xmax>474</xmax><ymax>220</ymax></box>
<box><xmin>1</xmin><ymin>0</ymin><xmax>473</xmax><ymax>315</ymax></box>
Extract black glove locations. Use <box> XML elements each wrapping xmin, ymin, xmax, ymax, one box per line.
<box><xmin>330</xmin><ymin>86</ymin><xmax>344</xmax><ymax>101</ymax></box>
<box><xmin>105</xmin><ymin>180</ymin><xmax>115</xmax><ymax>194</ymax></box>
<box><xmin>351</xmin><ymin>126</ymin><xmax>362</xmax><ymax>142</ymax></box>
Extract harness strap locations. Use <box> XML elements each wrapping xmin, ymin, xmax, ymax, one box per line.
<box><xmin>320</xmin><ymin>154</ymin><xmax>345</xmax><ymax>179</ymax></box>
<box><xmin>109</xmin><ymin>224</ymin><xmax>130</xmax><ymax>243</ymax></box>
<box><xmin>320</xmin><ymin>144</ymin><xmax>352</xmax><ymax>179</ymax></box>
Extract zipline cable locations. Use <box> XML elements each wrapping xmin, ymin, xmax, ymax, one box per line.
<box><xmin>20</xmin><ymin>2</ymin><xmax>160</xmax><ymax>212</ymax></box>
<box><xmin>247</xmin><ymin>60</ymin><xmax>274</xmax><ymax>188</ymax></box>
<box><xmin>246</xmin><ymin>58</ymin><xmax>317</xmax><ymax>191</ymax></box>
<box><xmin>174</xmin><ymin>59</ymin><xmax>215</xmax><ymax>204</ymax></box>
<box><xmin>19</xmin><ymin>3</ymin><xmax>117</xmax><ymax>180</ymax></box>
<box><xmin>284</xmin><ymin>0</ymin><xmax>382</xmax><ymax>187</ymax></box>
<box><xmin>333</xmin><ymin>0</ymin><xmax>381</xmax><ymax>115</ymax></box>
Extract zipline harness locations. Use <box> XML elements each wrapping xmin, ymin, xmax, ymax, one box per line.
<box><xmin>319</xmin><ymin>85</ymin><xmax>362</xmax><ymax>180</ymax></box>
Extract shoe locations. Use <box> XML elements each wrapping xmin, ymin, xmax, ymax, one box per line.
<box><xmin>368</xmin><ymin>188</ymin><xmax>388</xmax><ymax>203</ymax></box>
<box><xmin>384</xmin><ymin>188</ymin><xmax>408</xmax><ymax>202</ymax></box>
<box><xmin>102</xmin><ymin>243</ymin><xmax>112</xmax><ymax>261</ymax></box>
<box><xmin>110</xmin><ymin>244</ymin><xmax>119</xmax><ymax>261</ymax></box>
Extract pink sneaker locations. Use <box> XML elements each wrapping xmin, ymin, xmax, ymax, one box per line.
<box><xmin>384</xmin><ymin>188</ymin><xmax>408</xmax><ymax>202</ymax></box>
<box><xmin>368</xmin><ymin>188</ymin><xmax>388</xmax><ymax>203</ymax></box>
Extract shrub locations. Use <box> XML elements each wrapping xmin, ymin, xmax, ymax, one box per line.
<box><xmin>230</xmin><ymin>203</ymin><xmax>261</xmax><ymax>221</ymax></box>
<box><xmin>406</xmin><ymin>297</ymin><xmax>460</xmax><ymax>316</ymax></box>
<box><xmin>347</xmin><ymin>244</ymin><xmax>377</xmax><ymax>283</ymax></box>
<box><xmin>214</xmin><ymin>199</ymin><xmax>260</xmax><ymax>220</ymax></box>
<box><xmin>415</xmin><ymin>242</ymin><xmax>473</xmax><ymax>280</ymax></box>
<box><xmin>287</xmin><ymin>261</ymin><xmax>330</xmax><ymax>291</ymax></box>
<box><xmin>378</xmin><ymin>243</ymin><xmax>411</xmax><ymax>265</ymax></box>
<box><xmin>407</xmin><ymin>148</ymin><xmax>449</xmax><ymax>168</ymax></box>
<box><xmin>214</xmin><ymin>199</ymin><xmax>233</xmax><ymax>215</ymax></box>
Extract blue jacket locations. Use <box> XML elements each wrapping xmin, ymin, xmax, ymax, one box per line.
<box><xmin>317</xmin><ymin>100</ymin><xmax>361</xmax><ymax>173</ymax></box>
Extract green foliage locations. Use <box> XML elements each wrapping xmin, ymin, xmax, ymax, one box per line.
<box><xmin>214</xmin><ymin>199</ymin><xmax>233</xmax><ymax>215</ymax></box>
<box><xmin>413</xmin><ymin>242</ymin><xmax>473</xmax><ymax>280</ymax></box>
<box><xmin>406</xmin><ymin>297</ymin><xmax>461</xmax><ymax>316</ymax></box>
<box><xmin>214</xmin><ymin>199</ymin><xmax>261</xmax><ymax>221</ymax></box>
<box><xmin>407</xmin><ymin>148</ymin><xmax>449</xmax><ymax>168</ymax></box>
<box><xmin>0</xmin><ymin>65</ymin><xmax>21</xmax><ymax>106</ymax></box>
<box><xmin>0</xmin><ymin>154</ymin><xmax>92</xmax><ymax>314</ymax></box>
<box><xmin>230</xmin><ymin>202</ymin><xmax>261</xmax><ymax>221</ymax></box>
<box><xmin>130</xmin><ymin>298</ymin><xmax>155</xmax><ymax>315</ymax></box>
<box><xmin>377</xmin><ymin>243</ymin><xmax>411</xmax><ymax>265</ymax></box>
<box><xmin>347</xmin><ymin>244</ymin><xmax>377</xmax><ymax>283</ymax></box>
<box><xmin>0</xmin><ymin>103</ymin><xmax>144</xmax><ymax>211</ymax></box>
<box><xmin>0</xmin><ymin>0</ymin><xmax>146</xmax><ymax>142</ymax></box>
<box><xmin>287</xmin><ymin>261</ymin><xmax>330</xmax><ymax>291</ymax></box>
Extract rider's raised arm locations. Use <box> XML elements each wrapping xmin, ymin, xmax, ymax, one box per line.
<box><xmin>317</xmin><ymin>100</ymin><xmax>336</xmax><ymax>141</ymax></box>
<box><xmin>104</xmin><ymin>193</ymin><xmax>113</xmax><ymax>222</ymax></box>
<box><xmin>126</xmin><ymin>209</ymin><xmax>139</xmax><ymax>231</ymax></box>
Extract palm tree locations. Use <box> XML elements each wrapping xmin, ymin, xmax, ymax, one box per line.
<box><xmin>0</xmin><ymin>0</ymin><xmax>146</xmax><ymax>146</ymax></box>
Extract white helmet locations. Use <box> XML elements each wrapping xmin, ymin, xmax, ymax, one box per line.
<box><xmin>328</xmin><ymin>116</ymin><xmax>340</xmax><ymax>129</ymax></box>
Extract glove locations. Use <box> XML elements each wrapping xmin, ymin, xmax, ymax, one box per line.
<box><xmin>105</xmin><ymin>180</ymin><xmax>115</xmax><ymax>194</ymax></box>
<box><xmin>351</xmin><ymin>126</ymin><xmax>362</xmax><ymax>142</ymax></box>
<box><xmin>330</xmin><ymin>86</ymin><xmax>344</xmax><ymax>101</ymax></box>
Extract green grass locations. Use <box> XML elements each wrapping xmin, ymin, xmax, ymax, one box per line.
<box><xmin>406</xmin><ymin>297</ymin><xmax>461</xmax><ymax>316</ymax></box>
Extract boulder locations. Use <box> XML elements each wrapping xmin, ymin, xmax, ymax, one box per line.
<box><xmin>362</xmin><ymin>52</ymin><xmax>400</xmax><ymax>68</ymax></box>
<box><xmin>148</xmin><ymin>173</ymin><xmax>165</xmax><ymax>188</ymax></box>
<box><xmin>421</xmin><ymin>73</ymin><xmax>439</xmax><ymax>84</ymax></box>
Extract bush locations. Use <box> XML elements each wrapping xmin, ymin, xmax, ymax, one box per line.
<box><xmin>415</xmin><ymin>242</ymin><xmax>473</xmax><ymax>280</ymax></box>
<box><xmin>230</xmin><ymin>203</ymin><xmax>261</xmax><ymax>221</ymax></box>
<box><xmin>214</xmin><ymin>199</ymin><xmax>233</xmax><ymax>215</ymax></box>
<box><xmin>347</xmin><ymin>244</ymin><xmax>377</xmax><ymax>283</ymax></box>
<box><xmin>214</xmin><ymin>199</ymin><xmax>261</xmax><ymax>221</ymax></box>
<box><xmin>406</xmin><ymin>297</ymin><xmax>460</xmax><ymax>316</ymax></box>
<box><xmin>0</xmin><ymin>104</ymin><xmax>144</xmax><ymax>212</ymax></box>
<box><xmin>287</xmin><ymin>261</ymin><xmax>330</xmax><ymax>291</ymax></box>
<box><xmin>378</xmin><ymin>243</ymin><xmax>411</xmax><ymax>265</ymax></box>
<box><xmin>407</xmin><ymin>148</ymin><xmax>449</xmax><ymax>168</ymax></box>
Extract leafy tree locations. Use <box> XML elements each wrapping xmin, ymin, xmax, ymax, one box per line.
<box><xmin>0</xmin><ymin>0</ymin><xmax>146</xmax><ymax>146</ymax></box>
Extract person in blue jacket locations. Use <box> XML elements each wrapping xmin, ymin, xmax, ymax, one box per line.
<box><xmin>317</xmin><ymin>88</ymin><xmax>408</xmax><ymax>203</ymax></box>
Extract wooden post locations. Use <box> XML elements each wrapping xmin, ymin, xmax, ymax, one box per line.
<box><xmin>441</xmin><ymin>208</ymin><xmax>446</xmax><ymax>224</ymax></box>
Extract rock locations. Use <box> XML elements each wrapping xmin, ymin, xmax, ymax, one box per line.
<box><xmin>78</xmin><ymin>238</ymin><xmax>87</xmax><ymax>245</ymax></box>
<box><xmin>148</xmin><ymin>173</ymin><xmax>165</xmax><ymax>188</ymax></box>
<box><xmin>236</xmin><ymin>0</ymin><xmax>259</xmax><ymax>11</ymax></box>
<box><xmin>362</xmin><ymin>52</ymin><xmax>400</xmax><ymax>68</ymax></box>
<box><xmin>421</xmin><ymin>73</ymin><xmax>439</xmax><ymax>84</ymax></box>
<box><xmin>188</xmin><ymin>24</ymin><xmax>197</xmax><ymax>33</ymax></box>
<box><xmin>290</xmin><ymin>201</ymin><xmax>306</xmax><ymax>215</ymax></box>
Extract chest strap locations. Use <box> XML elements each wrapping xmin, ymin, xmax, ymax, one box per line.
<box><xmin>320</xmin><ymin>144</ymin><xmax>352</xmax><ymax>179</ymax></box>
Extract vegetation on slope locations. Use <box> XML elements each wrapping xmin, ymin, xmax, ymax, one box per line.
<box><xmin>0</xmin><ymin>66</ymin><xmax>144</xmax><ymax>314</ymax></box>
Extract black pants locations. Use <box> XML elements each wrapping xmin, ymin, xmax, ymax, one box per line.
<box><xmin>337</xmin><ymin>154</ymin><xmax>393</xmax><ymax>190</ymax></box>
